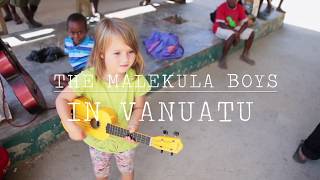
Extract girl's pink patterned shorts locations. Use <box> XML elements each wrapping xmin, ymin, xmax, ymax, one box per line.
<box><xmin>89</xmin><ymin>147</ymin><xmax>135</xmax><ymax>178</ymax></box>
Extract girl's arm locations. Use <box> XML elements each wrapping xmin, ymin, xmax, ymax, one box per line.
<box><xmin>128</xmin><ymin>95</ymin><xmax>146</xmax><ymax>132</ymax></box>
<box><xmin>55</xmin><ymin>86</ymin><xmax>86</xmax><ymax>141</ymax></box>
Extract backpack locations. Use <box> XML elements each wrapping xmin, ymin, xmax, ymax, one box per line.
<box><xmin>143</xmin><ymin>31</ymin><xmax>184</xmax><ymax>60</ymax></box>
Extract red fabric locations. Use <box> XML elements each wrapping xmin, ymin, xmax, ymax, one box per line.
<box><xmin>0</xmin><ymin>147</ymin><xmax>9</xmax><ymax>178</ymax></box>
<box><xmin>212</xmin><ymin>2</ymin><xmax>247</xmax><ymax>33</ymax></box>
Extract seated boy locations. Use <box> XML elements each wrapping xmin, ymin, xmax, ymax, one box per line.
<box><xmin>213</xmin><ymin>0</ymin><xmax>255</xmax><ymax>69</ymax></box>
<box><xmin>49</xmin><ymin>13</ymin><xmax>94</xmax><ymax>88</ymax></box>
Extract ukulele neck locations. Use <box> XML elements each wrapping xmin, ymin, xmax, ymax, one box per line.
<box><xmin>106</xmin><ymin>124</ymin><xmax>151</xmax><ymax>145</ymax></box>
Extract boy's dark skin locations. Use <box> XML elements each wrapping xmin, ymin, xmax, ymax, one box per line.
<box><xmin>259</xmin><ymin>0</ymin><xmax>285</xmax><ymax>14</ymax></box>
<box><xmin>68</xmin><ymin>21</ymin><xmax>87</xmax><ymax>46</ymax></box>
<box><xmin>19</xmin><ymin>3</ymin><xmax>42</xmax><ymax>28</ymax></box>
<box><xmin>276</xmin><ymin>0</ymin><xmax>285</xmax><ymax>13</ymax></box>
<box><xmin>261</xmin><ymin>0</ymin><xmax>273</xmax><ymax>13</ymax></box>
<box><xmin>219</xmin><ymin>0</ymin><xmax>255</xmax><ymax>69</ymax></box>
<box><xmin>3</xmin><ymin>3</ymin><xmax>22</xmax><ymax>24</ymax></box>
<box><xmin>49</xmin><ymin>20</ymin><xmax>88</xmax><ymax>87</ymax></box>
<box><xmin>258</xmin><ymin>0</ymin><xmax>285</xmax><ymax>20</ymax></box>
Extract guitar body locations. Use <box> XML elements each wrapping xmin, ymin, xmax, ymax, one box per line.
<box><xmin>73</xmin><ymin>96</ymin><xmax>118</xmax><ymax>140</ymax></box>
<box><xmin>0</xmin><ymin>51</ymin><xmax>19</xmax><ymax>79</ymax></box>
<box><xmin>70</xmin><ymin>96</ymin><xmax>184</xmax><ymax>154</ymax></box>
<box><xmin>0</xmin><ymin>38</ymin><xmax>46</xmax><ymax>114</ymax></box>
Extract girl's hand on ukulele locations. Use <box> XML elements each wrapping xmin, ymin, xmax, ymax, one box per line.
<box><xmin>68</xmin><ymin>126</ymin><xmax>86</xmax><ymax>141</ymax></box>
<box><xmin>124</xmin><ymin>127</ymin><xmax>138</xmax><ymax>144</ymax></box>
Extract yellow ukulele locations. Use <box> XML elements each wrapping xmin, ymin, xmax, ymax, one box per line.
<box><xmin>68</xmin><ymin>97</ymin><xmax>184</xmax><ymax>155</ymax></box>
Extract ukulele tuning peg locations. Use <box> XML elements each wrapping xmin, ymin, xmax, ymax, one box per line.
<box><xmin>173</xmin><ymin>131</ymin><xmax>180</xmax><ymax>137</ymax></box>
<box><xmin>170</xmin><ymin>152</ymin><xmax>174</xmax><ymax>156</ymax></box>
<box><xmin>163</xmin><ymin>130</ymin><xmax>168</xmax><ymax>135</ymax></box>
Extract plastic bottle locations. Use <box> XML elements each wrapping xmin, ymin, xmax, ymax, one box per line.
<box><xmin>227</xmin><ymin>16</ymin><xmax>237</xmax><ymax>28</ymax></box>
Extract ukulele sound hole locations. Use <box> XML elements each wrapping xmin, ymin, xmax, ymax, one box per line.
<box><xmin>90</xmin><ymin>118</ymin><xmax>100</xmax><ymax>129</ymax></box>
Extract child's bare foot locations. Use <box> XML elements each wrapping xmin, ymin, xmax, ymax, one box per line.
<box><xmin>28</xmin><ymin>19</ymin><xmax>42</xmax><ymax>28</ymax></box>
<box><xmin>4</xmin><ymin>15</ymin><xmax>13</xmax><ymax>22</ymax></box>
<box><xmin>240</xmin><ymin>55</ymin><xmax>255</xmax><ymax>65</ymax></box>
<box><xmin>218</xmin><ymin>60</ymin><xmax>227</xmax><ymax>69</ymax></box>
<box><xmin>13</xmin><ymin>14</ymin><xmax>22</xmax><ymax>24</ymax></box>
<box><xmin>276</xmin><ymin>7</ymin><xmax>286</xmax><ymax>13</ymax></box>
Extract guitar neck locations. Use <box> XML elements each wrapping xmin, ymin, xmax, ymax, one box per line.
<box><xmin>106</xmin><ymin>124</ymin><xmax>151</xmax><ymax>145</ymax></box>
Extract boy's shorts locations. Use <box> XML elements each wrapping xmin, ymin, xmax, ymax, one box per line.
<box><xmin>215</xmin><ymin>26</ymin><xmax>254</xmax><ymax>40</ymax></box>
<box><xmin>89</xmin><ymin>147</ymin><xmax>135</xmax><ymax>178</ymax></box>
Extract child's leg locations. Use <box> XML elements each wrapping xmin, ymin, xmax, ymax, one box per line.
<box><xmin>20</xmin><ymin>6</ymin><xmax>42</xmax><ymax>27</ymax></box>
<box><xmin>96</xmin><ymin>177</ymin><xmax>108</xmax><ymax>180</ymax></box>
<box><xmin>3</xmin><ymin>3</ymin><xmax>13</xmax><ymax>21</ymax></box>
<box><xmin>89</xmin><ymin>147</ymin><xmax>112</xmax><ymax>180</ymax></box>
<box><xmin>121</xmin><ymin>172</ymin><xmax>134</xmax><ymax>180</ymax></box>
<box><xmin>266</xmin><ymin>0</ymin><xmax>272</xmax><ymax>9</ymax></box>
<box><xmin>0</xmin><ymin>9</ymin><xmax>8</xmax><ymax>35</ymax></box>
<box><xmin>114</xmin><ymin>150</ymin><xmax>135</xmax><ymax>180</ymax></box>
<box><xmin>276</xmin><ymin>0</ymin><xmax>285</xmax><ymax>13</ymax></box>
<box><xmin>239</xmin><ymin>28</ymin><xmax>255</xmax><ymax>65</ymax></box>
<box><xmin>29</xmin><ymin>4</ymin><xmax>38</xmax><ymax>18</ymax></box>
<box><xmin>214</xmin><ymin>27</ymin><xmax>237</xmax><ymax>69</ymax></box>
<box><xmin>8</xmin><ymin>4</ymin><xmax>22</xmax><ymax>24</ymax></box>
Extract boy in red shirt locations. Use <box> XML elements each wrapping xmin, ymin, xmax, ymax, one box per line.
<box><xmin>213</xmin><ymin>0</ymin><xmax>255</xmax><ymax>69</ymax></box>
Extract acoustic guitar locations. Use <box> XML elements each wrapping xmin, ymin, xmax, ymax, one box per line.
<box><xmin>0</xmin><ymin>38</ymin><xmax>46</xmax><ymax>114</ymax></box>
<box><xmin>68</xmin><ymin>97</ymin><xmax>184</xmax><ymax>155</ymax></box>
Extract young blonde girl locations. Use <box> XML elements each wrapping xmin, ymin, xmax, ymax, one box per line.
<box><xmin>56</xmin><ymin>18</ymin><xmax>151</xmax><ymax>180</ymax></box>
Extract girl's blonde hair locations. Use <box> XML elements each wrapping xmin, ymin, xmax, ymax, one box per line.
<box><xmin>88</xmin><ymin>18</ymin><xmax>144</xmax><ymax>80</ymax></box>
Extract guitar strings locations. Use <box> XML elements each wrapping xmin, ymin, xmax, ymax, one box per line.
<box><xmin>72</xmin><ymin>111</ymin><xmax>151</xmax><ymax>144</ymax></box>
